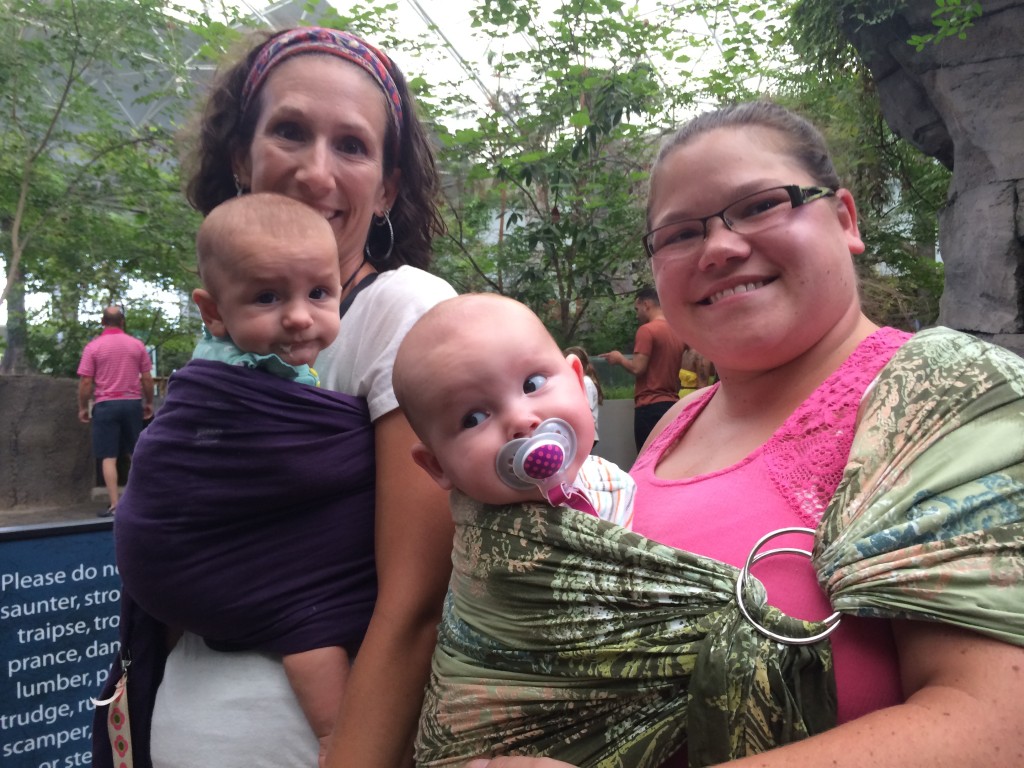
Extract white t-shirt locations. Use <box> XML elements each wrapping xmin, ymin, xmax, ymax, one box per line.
<box><xmin>152</xmin><ymin>632</ymin><xmax>319</xmax><ymax>768</ymax></box>
<box><xmin>317</xmin><ymin>265</ymin><xmax>457</xmax><ymax>420</ymax></box>
<box><xmin>149</xmin><ymin>266</ymin><xmax>456</xmax><ymax>766</ymax></box>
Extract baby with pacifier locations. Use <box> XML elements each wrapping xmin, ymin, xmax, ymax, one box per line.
<box><xmin>393</xmin><ymin>293</ymin><xmax>635</xmax><ymax>527</ymax></box>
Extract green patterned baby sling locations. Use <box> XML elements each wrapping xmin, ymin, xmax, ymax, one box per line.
<box><xmin>415</xmin><ymin>328</ymin><xmax>1024</xmax><ymax>768</ymax></box>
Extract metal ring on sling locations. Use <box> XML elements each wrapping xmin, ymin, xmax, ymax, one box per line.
<box><xmin>734</xmin><ymin>526</ymin><xmax>841</xmax><ymax>645</ymax></box>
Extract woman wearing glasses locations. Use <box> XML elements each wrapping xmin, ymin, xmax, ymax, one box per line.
<box><xmin>442</xmin><ymin>101</ymin><xmax>1024</xmax><ymax>768</ymax></box>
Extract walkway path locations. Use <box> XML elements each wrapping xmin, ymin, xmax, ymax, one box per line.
<box><xmin>0</xmin><ymin>497</ymin><xmax>111</xmax><ymax>530</ymax></box>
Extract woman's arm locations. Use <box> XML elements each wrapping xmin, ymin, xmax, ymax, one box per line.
<box><xmin>326</xmin><ymin>408</ymin><xmax>455</xmax><ymax>768</ymax></box>
<box><xmin>718</xmin><ymin>621</ymin><xmax>1024</xmax><ymax>768</ymax></box>
<box><xmin>465</xmin><ymin>622</ymin><xmax>1024</xmax><ymax>768</ymax></box>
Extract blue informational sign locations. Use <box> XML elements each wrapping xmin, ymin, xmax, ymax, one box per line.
<box><xmin>0</xmin><ymin>521</ymin><xmax>120</xmax><ymax>768</ymax></box>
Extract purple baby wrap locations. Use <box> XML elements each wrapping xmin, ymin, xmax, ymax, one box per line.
<box><xmin>92</xmin><ymin>359</ymin><xmax>377</xmax><ymax>767</ymax></box>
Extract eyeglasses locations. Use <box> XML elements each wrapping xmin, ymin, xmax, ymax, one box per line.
<box><xmin>642</xmin><ymin>185</ymin><xmax>837</xmax><ymax>259</ymax></box>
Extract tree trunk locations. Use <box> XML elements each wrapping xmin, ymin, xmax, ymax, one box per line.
<box><xmin>0</xmin><ymin>276</ymin><xmax>31</xmax><ymax>375</ymax></box>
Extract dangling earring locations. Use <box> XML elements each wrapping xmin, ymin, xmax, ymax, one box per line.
<box><xmin>363</xmin><ymin>210</ymin><xmax>394</xmax><ymax>265</ymax></box>
<box><xmin>233</xmin><ymin>174</ymin><xmax>247</xmax><ymax>197</ymax></box>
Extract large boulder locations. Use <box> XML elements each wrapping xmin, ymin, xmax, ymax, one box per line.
<box><xmin>838</xmin><ymin>0</ymin><xmax>1024</xmax><ymax>355</ymax></box>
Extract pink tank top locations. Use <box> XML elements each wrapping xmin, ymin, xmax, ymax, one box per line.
<box><xmin>630</xmin><ymin>327</ymin><xmax>911</xmax><ymax>735</ymax></box>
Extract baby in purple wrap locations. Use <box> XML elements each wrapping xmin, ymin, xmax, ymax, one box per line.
<box><xmin>190</xmin><ymin>192</ymin><xmax>348</xmax><ymax>760</ymax></box>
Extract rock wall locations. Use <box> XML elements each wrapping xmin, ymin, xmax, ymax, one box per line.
<box><xmin>0</xmin><ymin>376</ymin><xmax>94</xmax><ymax>510</ymax></box>
<box><xmin>839</xmin><ymin>0</ymin><xmax>1024</xmax><ymax>355</ymax></box>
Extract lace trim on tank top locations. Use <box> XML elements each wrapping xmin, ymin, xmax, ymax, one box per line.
<box><xmin>637</xmin><ymin>327</ymin><xmax>911</xmax><ymax>527</ymax></box>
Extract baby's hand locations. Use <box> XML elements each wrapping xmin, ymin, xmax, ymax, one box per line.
<box><xmin>318</xmin><ymin>734</ymin><xmax>331</xmax><ymax>768</ymax></box>
<box><xmin>281</xmin><ymin>646</ymin><xmax>349</xmax><ymax>768</ymax></box>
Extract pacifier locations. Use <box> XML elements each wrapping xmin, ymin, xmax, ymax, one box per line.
<box><xmin>495</xmin><ymin>419</ymin><xmax>596</xmax><ymax>515</ymax></box>
<box><xmin>495</xmin><ymin>418</ymin><xmax>578</xmax><ymax>493</ymax></box>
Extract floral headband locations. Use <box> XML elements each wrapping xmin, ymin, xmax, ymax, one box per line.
<box><xmin>241</xmin><ymin>27</ymin><xmax>404</xmax><ymax>153</ymax></box>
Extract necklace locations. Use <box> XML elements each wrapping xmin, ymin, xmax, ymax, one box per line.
<box><xmin>341</xmin><ymin>256</ymin><xmax>368</xmax><ymax>292</ymax></box>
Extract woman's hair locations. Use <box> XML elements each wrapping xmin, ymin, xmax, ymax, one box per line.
<box><xmin>564</xmin><ymin>345</ymin><xmax>604</xmax><ymax>405</ymax></box>
<box><xmin>681</xmin><ymin>346</ymin><xmax>716</xmax><ymax>389</ymax></box>
<box><xmin>648</xmin><ymin>101</ymin><xmax>841</xmax><ymax>225</ymax></box>
<box><xmin>181</xmin><ymin>27</ymin><xmax>444</xmax><ymax>271</ymax></box>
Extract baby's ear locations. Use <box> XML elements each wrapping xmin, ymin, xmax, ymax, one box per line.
<box><xmin>192</xmin><ymin>288</ymin><xmax>228</xmax><ymax>338</ymax></box>
<box><xmin>566</xmin><ymin>354</ymin><xmax>585</xmax><ymax>389</ymax></box>
<box><xmin>410</xmin><ymin>442</ymin><xmax>455</xmax><ymax>491</ymax></box>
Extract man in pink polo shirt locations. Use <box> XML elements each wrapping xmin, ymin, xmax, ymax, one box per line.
<box><xmin>77</xmin><ymin>306</ymin><xmax>154</xmax><ymax>516</ymax></box>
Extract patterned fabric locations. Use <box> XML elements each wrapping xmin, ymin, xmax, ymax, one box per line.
<box><xmin>631</xmin><ymin>327</ymin><xmax>911</xmax><ymax>725</ymax></box>
<box><xmin>414</xmin><ymin>327</ymin><xmax>1024</xmax><ymax>768</ymax></box>
<box><xmin>192</xmin><ymin>329</ymin><xmax>320</xmax><ymax>387</ymax></box>
<box><xmin>574</xmin><ymin>454</ymin><xmax>636</xmax><ymax>528</ymax></box>
<box><xmin>761</xmin><ymin>327</ymin><xmax>911</xmax><ymax>527</ymax></box>
<box><xmin>241</xmin><ymin>27</ymin><xmax>403</xmax><ymax>151</ymax></box>
<box><xmin>105</xmin><ymin>672</ymin><xmax>133</xmax><ymax>767</ymax></box>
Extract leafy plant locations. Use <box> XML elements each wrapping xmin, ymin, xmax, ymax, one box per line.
<box><xmin>907</xmin><ymin>0</ymin><xmax>983</xmax><ymax>50</ymax></box>
<box><xmin>1</xmin><ymin>0</ymin><xmax>959</xmax><ymax>374</ymax></box>
<box><xmin>785</xmin><ymin>1</ymin><xmax>948</xmax><ymax>330</ymax></box>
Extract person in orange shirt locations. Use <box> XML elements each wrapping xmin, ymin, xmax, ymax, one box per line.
<box><xmin>600</xmin><ymin>287</ymin><xmax>686</xmax><ymax>450</ymax></box>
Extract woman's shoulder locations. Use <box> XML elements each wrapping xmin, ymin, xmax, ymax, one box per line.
<box><xmin>347</xmin><ymin>266</ymin><xmax>456</xmax><ymax>339</ymax></box>
<box><xmin>368</xmin><ymin>265</ymin><xmax>457</xmax><ymax>307</ymax></box>
<box><xmin>890</xmin><ymin>325</ymin><xmax>1024</xmax><ymax>383</ymax></box>
<box><xmin>633</xmin><ymin>386</ymin><xmax>717</xmax><ymax>468</ymax></box>
<box><xmin>316</xmin><ymin>268</ymin><xmax>456</xmax><ymax>408</ymax></box>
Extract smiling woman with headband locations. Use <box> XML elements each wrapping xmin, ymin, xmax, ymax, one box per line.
<box><xmin>92</xmin><ymin>26</ymin><xmax>457</xmax><ymax>768</ymax></box>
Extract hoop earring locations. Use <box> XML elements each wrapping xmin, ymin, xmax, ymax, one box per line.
<box><xmin>233</xmin><ymin>174</ymin><xmax>247</xmax><ymax>197</ymax></box>
<box><xmin>363</xmin><ymin>210</ymin><xmax>394</xmax><ymax>265</ymax></box>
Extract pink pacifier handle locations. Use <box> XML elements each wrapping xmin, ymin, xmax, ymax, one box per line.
<box><xmin>546</xmin><ymin>483</ymin><xmax>597</xmax><ymax>516</ymax></box>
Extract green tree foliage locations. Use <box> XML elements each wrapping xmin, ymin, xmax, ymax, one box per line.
<box><xmin>0</xmin><ymin>0</ymin><xmax>452</xmax><ymax>375</ymax></box>
<box><xmin>432</xmin><ymin>0</ymin><xmax>948</xmax><ymax>343</ymax></box>
<box><xmin>1</xmin><ymin>0</ymin><xmax>954</xmax><ymax>376</ymax></box>
<box><xmin>0</xmin><ymin>0</ymin><xmax>203</xmax><ymax>373</ymax></box>
<box><xmin>431</xmin><ymin>0</ymin><xmax>793</xmax><ymax>351</ymax></box>
<box><xmin>433</xmin><ymin>1</ymin><xmax>654</xmax><ymax>347</ymax></box>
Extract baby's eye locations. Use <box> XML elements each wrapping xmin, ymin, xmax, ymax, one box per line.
<box><xmin>523</xmin><ymin>374</ymin><xmax>547</xmax><ymax>394</ymax></box>
<box><xmin>255</xmin><ymin>291</ymin><xmax>278</xmax><ymax>305</ymax></box>
<box><xmin>309</xmin><ymin>287</ymin><xmax>330</xmax><ymax>300</ymax></box>
<box><xmin>460</xmin><ymin>411</ymin><xmax>487</xmax><ymax>430</ymax></box>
